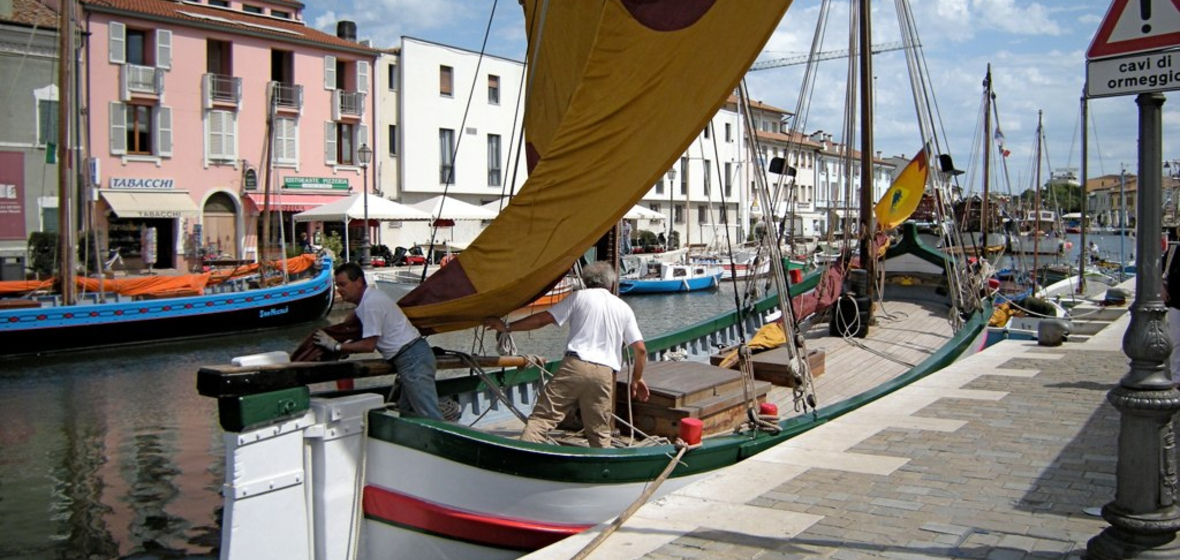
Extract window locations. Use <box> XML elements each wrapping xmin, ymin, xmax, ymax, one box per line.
<box><xmin>440</xmin><ymin>66</ymin><xmax>453</xmax><ymax>97</ymax></box>
<box><xmin>337</xmin><ymin>123</ymin><xmax>355</xmax><ymax>165</ymax></box>
<box><xmin>38</xmin><ymin>99</ymin><xmax>58</xmax><ymax>147</ymax></box>
<box><xmin>439</xmin><ymin>128</ymin><xmax>455</xmax><ymax>183</ymax></box>
<box><xmin>679</xmin><ymin>156</ymin><xmax>688</xmax><ymax>195</ymax></box>
<box><xmin>674</xmin><ymin>204</ymin><xmax>684</xmax><ymax>224</ymax></box>
<box><xmin>488</xmin><ymin>74</ymin><xmax>500</xmax><ymax>104</ymax></box>
<box><xmin>703</xmin><ymin>159</ymin><xmax>711</xmax><ymax>197</ymax></box>
<box><xmin>109</xmin><ymin>102</ymin><xmax>170</xmax><ymax>157</ymax></box>
<box><xmin>388</xmin><ymin>63</ymin><xmax>398</xmax><ymax>90</ymax></box>
<box><xmin>127</xmin><ymin>28</ymin><xmax>147</xmax><ymax>65</ymax></box>
<box><xmin>703</xmin><ymin>125</ymin><xmax>710</xmax><ymax>139</ymax></box>
<box><xmin>724</xmin><ymin>162</ymin><xmax>732</xmax><ymax>198</ymax></box>
<box><xmin>649</xmin><ymin>203</ymin><xmax>660</xmax><ymax>214</ymax></box>
<box><xmin>271</xmin><ymin>9</ymin><xmax>290</xmax><ymax>19</ymax></box>
<box><xmin>725</xmin><ymin>123</ymin><xmax>732</xmax><ymax>142</ymax></box>
<box><xmin>127</xmin><ymin>104</ymin><xmax>153</xmax><ymax>154</ymax></box>
<box><xmin>108</xmin><ymin>23</ymin><xmax>171</xmax><ymax>69</ymax></box>
<box><xmin>207</xmin><ymin>109</ymin><xmax>236</xmax><ymax>161</ymax></box>
<box><xmin>388</xmin><ymin>125</ymin><xmax>397</xmax><ymax>156</ymax></box>
<box><xmin>207</xmin><ymin>0</ymin><xmax>229</xmax><ymax>7</ymax></box>
<box><xmin>655</xmin><ymin>176</ymin><xmax>664</xmax><ymax>195</ymax></box>
<box><xmin>243</xmin><ymin>4</ymin><xmax>264</xmax><ymax>14</ymax></box>
<box><xmin>698</xmin><ymin>205</ymin><xmax>708</xmax><ymax>224</ymax></box>
<box><xmin>487</xmin><ymin>134</ymin><xmax>502</xmax><ymax>186</ymax></box>
<box><xmin>274</xmin><ymin>117</ymin><xmax>297</xmax><ymax>165</ymax></box>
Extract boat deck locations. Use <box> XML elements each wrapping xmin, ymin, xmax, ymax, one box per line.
<box><xmin>469</xmin><ymin>298</ymin><xmax>956</xmax><ymax>445</ymax></box>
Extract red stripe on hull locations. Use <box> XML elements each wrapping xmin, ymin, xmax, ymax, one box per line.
<box><xmin>363</xmin><ymin>485</ymin><xmax>592</xmax><ymax>551</ymax></box>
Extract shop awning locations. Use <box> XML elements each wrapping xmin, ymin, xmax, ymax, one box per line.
<box><xmin>101</xmin><ymin>190</ymin><xmax>199</xmax><ymax>218</ymax></box>
<box><xmin>245</xmin><ymin>193</ymin><xmax>349</xmax><ymax>212</ymax></box>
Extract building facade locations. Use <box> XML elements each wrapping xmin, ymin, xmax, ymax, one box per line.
<box><xmin>82</xmin><ymin>0</ymin><xmax>376</xmax><ymax>270</ymax></box>
<box><xmin>0</xmin><ymin>0</ymin><xmax>60</xmax><ymax>277</ymax></box>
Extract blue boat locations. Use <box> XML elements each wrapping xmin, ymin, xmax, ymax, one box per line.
<box><xmin>617</xmin><ymin>262</ymin><xmax>723</xmax><ymax>295</ymax></box>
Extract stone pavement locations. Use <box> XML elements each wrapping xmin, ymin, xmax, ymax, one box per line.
<box><xmin>524</xmin><ymin>302</ymin><xmax>1133</xmax><ymax>560</ymax></box>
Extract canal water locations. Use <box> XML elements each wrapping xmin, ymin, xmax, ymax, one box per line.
<box><xmin>0</xmin><ymin>282</ymin><xmax>753</xmax><ymax>560</ymax></box>
<box><xmin>0</xmin><ymin>232</ymin><xmax>1136</xmax><ymax>559</ymax></box>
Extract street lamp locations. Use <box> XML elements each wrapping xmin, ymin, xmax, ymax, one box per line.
<box><xmin>358</xmin><ymin>143</ymin><xmax>373</xmax><ymax>265</ymax></box>
<box><xmin>666</xmin><ymin>167</ymin><xmax>676</xmax><ymax>249</ymax></box>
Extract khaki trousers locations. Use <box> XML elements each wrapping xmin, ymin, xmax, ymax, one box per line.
<box><xmin>522</xmin><ymin>356</ymin><xmax>615</xmax><ymax>448</ymax></box>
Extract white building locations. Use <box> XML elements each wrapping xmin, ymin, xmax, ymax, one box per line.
<box><xmin>389</xmin><ymin>37</ymin><xmax>527</xmax><ymax>251</ymax></box>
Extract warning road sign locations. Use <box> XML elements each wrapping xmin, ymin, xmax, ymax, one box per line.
<box><xmin>1087</xmin><ymin>49</ymin><xmax>1180</xmax><ymax>97</ymax></box>
<box><xmin>1088</xmin><ymin>0</ymin><xmax>1180</xmax><ymax>60</ymax></box>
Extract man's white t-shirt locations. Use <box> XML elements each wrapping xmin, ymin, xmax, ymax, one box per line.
<box><xmin>357</xmin><ymin>286</ymin><xmax>421</xmax><ymax>359</ymax></box>
<box><xmin>546</xmin><ymin>288</ymin><xmax>642</xmax><ymax>372</ymax></box>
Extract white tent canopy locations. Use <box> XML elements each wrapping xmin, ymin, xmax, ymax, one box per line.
<box><xmin>625</xmin><ymin>204</ymin><xmax>666</xmax><ymax>221</ymax></box>
<box><xmin>412</xmin><ymin>195</ymin><xmax>498</xmax><ymax>221</ymax></box>
<box><xmin>292</xmin><ymin>193</ymin><xmax>431</xmax><ymax>222</ymax></box>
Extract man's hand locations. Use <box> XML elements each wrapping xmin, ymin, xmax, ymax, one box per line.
<box><xmin>313</xmin><ymin>330</ymin><xmax>338</xmax><ymax>351</ymax></box>
<box><xmin>630</xmin><ymin>378</ymin><xmax>650</xmax><ymax>402</ymax></box>
<box><xmin>482</xmin><ymin>317</ymin><xmax>508</xmax><ymax>333</ymax></box>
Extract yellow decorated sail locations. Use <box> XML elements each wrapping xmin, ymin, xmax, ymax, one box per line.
<box><xmin>874</xmin><ymin>147</ymin><xmax>929</xmax><ymax>230</ymax></box>
<box><xmin>401</xmin><ymin>0</ymin><xmax>793</xmax><ymax>333</ymax></box>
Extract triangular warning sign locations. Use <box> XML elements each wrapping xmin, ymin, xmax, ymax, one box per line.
<box><xmin>1088</xmin><ymin>0</ymin><xmax>1180</xmax><ymax>59</ymax></box>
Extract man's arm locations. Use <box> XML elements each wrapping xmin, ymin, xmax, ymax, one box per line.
<box><xmin>483</xmin><ymin>312</ymin><xmax>556</xmax><ymax>334</ymax></box>
<box><xmin>628</xmin><ymin>340</ymin><xmax>649</xmax><ymax>401</ymax></box>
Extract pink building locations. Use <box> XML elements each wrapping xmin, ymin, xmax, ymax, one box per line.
<box><xmin>82</xmin><ymin>0</ymin><xmax>376</xmax><ymax>270</ymax></box>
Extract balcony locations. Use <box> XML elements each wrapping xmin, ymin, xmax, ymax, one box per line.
<box><xmin>332</xmin><ymin>90</ymin><xmax>365</xmax><ymax>120</ymax></box>
<box><xmin>203</xmin><ymin>73</ymin><xmax>242</xmax><ymax>108</ymax></box>
<box><xmin>121</xmin><ymin>64</ymin><xmax>164</xmax><ymax>100</ymax></box>
<box><xmin>269</xmin><ymin>81</ymin><xmax>303</xmax><ymax>113</ymax></box>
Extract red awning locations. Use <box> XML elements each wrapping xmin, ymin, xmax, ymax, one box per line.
<box><xmin>244</xmin><ymin>193</ymin><xmax>348</xmax><ymax>212</ymax></box>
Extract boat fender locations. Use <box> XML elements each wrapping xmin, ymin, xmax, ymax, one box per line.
<box><xmin>1037</xmin><ymin>319</ymin><xmax>1071</xmax><ymax>347</ymax></box>
<box><xmin>1104</xmin><ymin>288</ymin><xmax>1129</xmax><ymax>307</ymax></box>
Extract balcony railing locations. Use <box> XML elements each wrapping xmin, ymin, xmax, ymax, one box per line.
<box><xmin>203</xmin><ymin>73</ymin><xmax>242</xmax><ymax>107</ymax></box>
<box><xmin>269</xmin><ymin>81</ymin><xmax>303</xmax><ymax>112</ymax></box>
<box><xmin>121</xmin><ymin>64</ymin><xmax>164</xmax><ymax>99</ymax></box>
<box><xmin>332</xmin><ymin>90</ymin><xmax>365</xmax><ymax>120</ymax></box>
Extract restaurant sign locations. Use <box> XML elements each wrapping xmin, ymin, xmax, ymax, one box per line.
<box><xmin>282</xmin><ymin>177</ymin><xmax>350</xmax><ymax>190</ymax></box>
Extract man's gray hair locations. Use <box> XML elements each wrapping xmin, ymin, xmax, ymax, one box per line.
<box><xmin>581</xmin><ymin>261</ymin><xmax>617</xmax><ymax>289</ymax></box>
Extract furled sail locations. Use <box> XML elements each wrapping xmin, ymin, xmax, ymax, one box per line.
<box><xmin>874</xmin><ymin>147</ymin><xmax>930</xmax><ymax>230</ymax></box>
<box><xmin>401</xmin><ymin>0</ymin><xmax>794</xmax><ymax>333</ymax></box>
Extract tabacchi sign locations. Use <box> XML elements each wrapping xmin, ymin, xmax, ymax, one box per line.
<box><xmin>110</xmin><ymin>178</ymin><xmax>175</xmax><ymax>190</ymax></box>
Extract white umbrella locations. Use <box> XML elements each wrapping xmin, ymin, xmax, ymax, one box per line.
<box><xmin>411</xmin><ymin>195</ymin><xmax>498</xmax><ymax>221</ymax></box>
<box><xmin>625</xmin><ymin>204</ymin><xmax>666</xmax><ymax>221</ymax></box>
<box><xmin>292</xmin><ymin>193</ymin><xmax>431</xmax><ymax>222</ymax></box>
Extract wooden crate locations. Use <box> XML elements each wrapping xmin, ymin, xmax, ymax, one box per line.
<box><xmin>616</xmin><ymin>361</ymin><xmax>769</xmax><ymax>439</ymax></box>
<box><xmin>710</xmin><ymin>346</ymin><xmax>825</xmax><ymax>387</ymax></box>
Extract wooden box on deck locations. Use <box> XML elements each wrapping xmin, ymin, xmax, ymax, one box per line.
<box><xmin>616</xmin><ymin>361</ymin><xmax>769</xmax><ymax>440</ymax></box>
<box><xmin>709</xmin><ymin>346</ymin><xmax>826</xmax><ymax>387</ymax></box>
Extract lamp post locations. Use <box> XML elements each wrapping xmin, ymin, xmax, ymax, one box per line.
<box><xmin>666</xmin><ymin>167</ymin><xmax>676</xmax><ymax>249</ymax></box>
<box><xmin>358</xmin><ymin>143</ymin><xmax>373</xmax><ymax>265</ymax></box>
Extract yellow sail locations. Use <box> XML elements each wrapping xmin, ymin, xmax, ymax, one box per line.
<box><xmin>401</xmin><ymin>0</ymin><xmax>794</xmax><ymax>333</ymax></box>
<box><xmin>874</xmin><ymin>147</ymin><xmax>929</xmax><ymax>230</ymax></box>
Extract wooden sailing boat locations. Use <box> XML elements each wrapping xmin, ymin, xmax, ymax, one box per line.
<box><xmin>196</xmin><ymin>1</ymin><xmax>992</xmax><ymax>559</ymax></box>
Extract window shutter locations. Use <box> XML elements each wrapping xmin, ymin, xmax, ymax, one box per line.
<box><xmin>109</xmin><ymin>22</ymin><xmax>125</xmax><ymax>64</ymax></box>
<box><xmin>357</xmin><ymin>61</ymin><xmax>369</xmax><ymax>94</ymax></box>
<box><xmin>226</xmin><ymin>111</ymin><xmax>237</xmax><ymax>159</ymax></box>
<box><xmin>156</xmin><ymin>30</ymin><xmax>172</xmax><ymax>69</ymax></box>
<box><xmin>156</xmin><ymin>105</ymin><xmax>173</xmax><ymax>157</ymax></box>
<box><xmin>209</xmin><ymin>112</ymin><xmax>223</xmax><ymax>159</ymax></box>
<box><xmin>324</xmin><ymin>121</ymin><xmax>336</xmax><ymax>164</ymax></box>
<box><xmin>277</xmin><ymin>118</ymin><xmax>297</xmax><ymax>163</ymax></box>
<box><xmin>357</xmin><ymin>124</ymin><xmax>368</xmax><ymax>154</ymax></box>
<box><xmin>109</xmin><ymin>102</ymin><xmax>126</xmax><ymax>155</ymax></box>
<box><xmin>324</xmin><ymin>56</ymin><xmax>336</xmax><ymax>90</ymax></box>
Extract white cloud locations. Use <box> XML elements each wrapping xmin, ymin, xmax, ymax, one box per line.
<box><xmin>971</xmin><ymin>0</ymin><xmax>1063</xmax><ymax>36</ymax></box>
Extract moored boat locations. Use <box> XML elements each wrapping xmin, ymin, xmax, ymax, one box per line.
<box><xmin>618</xmin><ymin>260</ymin><xmax>723</xmax><ymax>294</ymax></box>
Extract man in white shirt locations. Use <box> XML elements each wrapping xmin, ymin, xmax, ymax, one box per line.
<box><xmin>484</xmin><ymin>261</ymin><xmax>648</xmax><ymax>447</ymax></box>
<box><xmin>314</xmin><ymin>262</ymin><xmax>442</xmax><ymax>420</ymax></box>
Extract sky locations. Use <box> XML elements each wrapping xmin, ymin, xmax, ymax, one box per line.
<box><xmin>303</xmin><ymin>0</ymin><xmax>1180</xmax><ymax>194</ymax></box>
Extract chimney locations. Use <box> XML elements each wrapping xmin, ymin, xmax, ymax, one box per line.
<box><xmin>337</xmin><ymin>21</ymin><xmax>357</xmax><ymax>41</ymax></box>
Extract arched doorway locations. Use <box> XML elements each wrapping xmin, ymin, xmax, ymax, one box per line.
<box><xmin>203</xmin><ymin>192</ymin><xmax>238</xmax><ymax>259</ymax></box>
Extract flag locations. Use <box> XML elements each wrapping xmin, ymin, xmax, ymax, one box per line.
<box><xmin>994</xmin><ymin>128</ymin><xmax>1010</xmax><ymax>158</ymax></box>
<box><xmin>874</xmin><ymin>146</ymin><xmax>929</xmax><ymax>230</ymax></box>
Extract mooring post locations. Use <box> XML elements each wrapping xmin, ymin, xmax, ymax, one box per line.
<box><xmin>1086</xmin><ymin>92</ymin><xmax>1180</xmax><ymax>558</ymax></box>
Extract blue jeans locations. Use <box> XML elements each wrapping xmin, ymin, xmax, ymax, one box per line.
<box><xmin>390</xmin><ymin>338</ymin><xmax>443</xmax><ymax>420</ymax></box>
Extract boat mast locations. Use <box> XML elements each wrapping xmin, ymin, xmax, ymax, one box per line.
<box><xmin>981</xmin><ymin>65</ymin><xmax>992</xmax><ymax>251</ymax></box>
<box><xmin>1032</xmin><ymin>111</ymin><xmax>1043</xmax><ymax>294</ymax></box>
<box><xmin>58</xmin><ymin>0</ymin><xmax>77</xmax><ymax>305</ymax></box>
<box><xmin>260</xmin><ymin>84</ymin><xmax>276</xmax><ymax>264</ymax></box>
<box><xmin>1078</xmin><ymin>96</ymin><xmax>1088</xmax><ymax>294</ymax></box>
<box><xmin>857</xmin><ymin>0</ymin><xmax>876</xmax><ymax>300</ymax></box>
